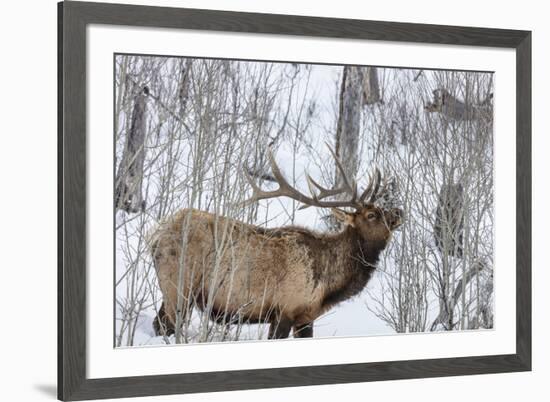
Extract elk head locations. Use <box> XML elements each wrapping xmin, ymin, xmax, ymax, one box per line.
<box><xmin>331</xmin><ymin>204</ymin><xmax>403</xmax><ymax>246</ymax></box>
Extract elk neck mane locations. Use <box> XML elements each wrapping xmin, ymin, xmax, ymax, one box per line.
<box><xmin>256</xmin><ymin>223</ymin><xmax>384</xmax><ymax>263</ymax></box>
<box><xmin>256</xmin><ymin>222</ymin><xmax>385</xmax><ymax>309</ymax></box>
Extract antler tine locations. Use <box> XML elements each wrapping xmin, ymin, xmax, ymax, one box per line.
<box><xmin>239</xmin><ymin>148</ymin><xmax>299</xmax><ymax>205</ymax></box>
<box><xmin>306</xmin><ymin>175</ymin><xmax>348</xmax><ymax>200</ymax></box>
<box><xmin>358</xmin><ymin>170</ymin><xmax>375</xmax><ymax>203</ymax></box>
<box><xmin>265</xmin><ymin>147</ymin><xmax>316</xmax><ymax>204</ymax></box>
<box><xmin>357</xmin><ymin>168</ymin><xmax>382</xmax><ymax>204</ymax></box>
<box><xmin>299</xmin><ymin>175</ymin><xmax>348</xmax><ymax>210</ymax></box>
<box><xmin>300</xmin><ymin>176</ymin><xmax>319</xmax><ymax>210</ymax></box>
<box><xmin>240</xmin><ymin>168</ymin><xmax>273</xmax><ymax>206</ymax></box>
<box><xmin>325</xmin><ymin>142</ymin><xmax>357</xmax><ymax>199</ymax></box>
<box><xmin>367</xmin><ymin>168</ymin><xmax>383</xmax><ymax>204</ymax></box>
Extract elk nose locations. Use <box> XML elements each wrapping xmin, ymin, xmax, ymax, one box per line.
<box><xmin>389</xmin><ymin>208</ymin><xmax>404</xmax><ymax>229</ymax></box>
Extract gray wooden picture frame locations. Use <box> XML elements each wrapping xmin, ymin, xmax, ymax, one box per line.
<box><xmin>58</xmin><ymin>1</ymin><xmax>532</xmax><ymax>400</ymax></box>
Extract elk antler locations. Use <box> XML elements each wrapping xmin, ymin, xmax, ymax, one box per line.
<box><xmin>359</xmin><ymin>168</ymin><xmax>388</xmax><ymax>204</ymax></box>
<box><xmin>325</xmin><ymin>143</ymin><xmax>357</xmax><ymax>200</ymax></box>
<box><xmin>242</xmin><ymin>145</ymin><xmax>388</xmax><ymax>210</ymax></box>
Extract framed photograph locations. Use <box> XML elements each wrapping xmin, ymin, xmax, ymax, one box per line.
<box><xmin>58</xmin><ymin>1</ymin><xmax>531</xmax><ymax>400</ymax></box>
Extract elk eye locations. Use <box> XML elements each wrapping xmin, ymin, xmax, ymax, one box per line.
<box><xmin>367</xmin><ymin>212</ymin><xmax>377</xmax><ymax>220</ymax></box>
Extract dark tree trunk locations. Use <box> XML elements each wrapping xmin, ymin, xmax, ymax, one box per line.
<box><xmin>434</xmin><ymin>183</ymin><xmax>465</xmax><ymax>258</ymax></box>
<box><xmin>178</xmin><ymin>59</ymin><xmax>192</xmax><ymax>115</ymax></box>
<box><xmin>335</xmin><ymin>66</ymin><xmax>364</xmax><ymax>194</ymax></box>
<box><xmin>362</xmin><ymin>67</ymin><xmax>382</xmax><ymax>105</ymax></box>
<box><xmin>115</xmin><ymin>87</ymin><xmax>148</xmax><ymax>214</ymax></box>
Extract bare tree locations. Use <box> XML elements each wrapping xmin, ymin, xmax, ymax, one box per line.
<box><xmin>115</xmin><ymin>86</ymin><xmax>148</xmax><ymax>213</ymax></box>
<box><xmin>335</xmin><ymin>66</ymin><xmax>364</xmax><ymax>190</ymax></box>
<box><xmin>362</xmin><ymin>67</ymin><xmax>382</xmax><ymax>105</ymax></box>
<box><xmin>434</xmin><ymin>183</ymin><xmax>464</xmax><ymax>258</ymax></box>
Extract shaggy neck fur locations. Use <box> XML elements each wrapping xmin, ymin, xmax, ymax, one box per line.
<box><xmin>314</xmin><ymin>226</ymin><xmax>387</xmax><ymax>309</ymax></box>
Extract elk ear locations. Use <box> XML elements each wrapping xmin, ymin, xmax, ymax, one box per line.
<box><xmin>331</xmin><ymin>208</ymin><xmax>355</xmax><ymax>227</ymax></box>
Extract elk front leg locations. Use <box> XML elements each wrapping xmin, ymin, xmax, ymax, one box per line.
<box><xmin>268</xmin><ymin>317</ymin><xmax>292</xmax><ymax>339</ymax></box>
<box><xmin>153</xmin><ymin>302</ymin><xmax>176</xmax><ymax>336</ymax></box>
<box><xmin>293</xmin><ymin>322</ymin><xmax>313</xmax><ymax>338</ymax></box>
<box><xmin>153</xmin><ymin>297</ymin><xmax>194</xmax><ymax>338</ymax></box>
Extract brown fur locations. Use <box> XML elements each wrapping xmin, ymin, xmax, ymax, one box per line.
<box><xmin>150</xmin><ymin>205</ymin><xmax>402</xmax><ymax>339</ymax></box>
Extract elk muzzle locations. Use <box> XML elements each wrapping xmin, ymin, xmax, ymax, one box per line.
<box><xmin>386</xmin><ymin>208</ymin><xmax>404</xmax><ymax>230</ymax></box>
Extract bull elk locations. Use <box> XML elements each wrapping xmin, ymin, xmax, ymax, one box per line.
<box><xmin>149</xmin><ymin>146</ymin><xmax>403</xmax><ymax>340</ymax></box>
